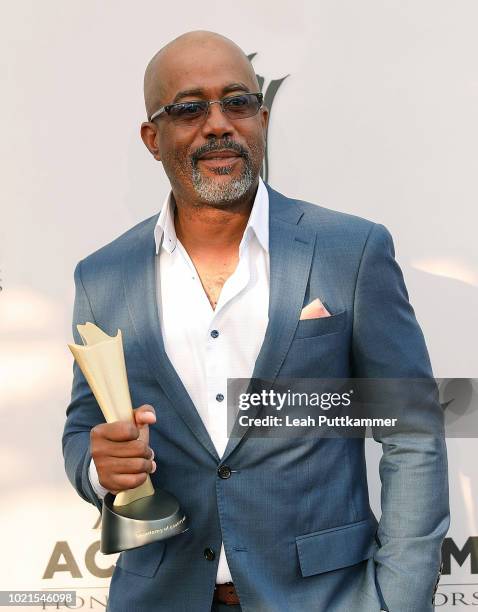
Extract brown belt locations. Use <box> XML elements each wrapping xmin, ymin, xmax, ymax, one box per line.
<box><xmin>214</xmin><ymin>582</ymin><xmax>240</xmax><ymax>605</ymax></box>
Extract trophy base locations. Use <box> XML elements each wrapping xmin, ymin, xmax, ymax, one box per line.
<box><xmin>101</xmin><ymin>489</ymin><xmax>188</xmax><ymax>554</ymax></box>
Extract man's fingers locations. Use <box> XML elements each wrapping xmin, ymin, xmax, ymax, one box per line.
<box><xmin>96</xmin><ymin>455</ymin><xmax>156</xmax><ymax>492</ymax></box>
<box><xmin>106</xmin><ymin>457</ymin><xmax>155</xmax><ymax>475</ymax></box>
<box><xmin>95</xmin><ymin>438</ymin><xmax>153</xmax><ymax>459</ymax></box>
<box><xmin>90</xmin><ymin>405</ymin><xmax>155</xmax><ymax>445</ymax></box>
<box><xmin>92</xmin><ymin>421</ymin><xmax>138</xmax><ymax>443</ymax></box>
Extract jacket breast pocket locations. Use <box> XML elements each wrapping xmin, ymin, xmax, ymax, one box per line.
<box><xmin>115</xmin><ymin>540</ymin><xmax>166</xmax><ymax>578</ymax></box>
<box><xmin>295</xmin><ymin>515</ymin><xmax>378</xmax><ymax>577</ymax></box>
<box><xmin>294</xmin><ymin>309</ymin><xmax>347</xmax><ymax>340</ymax></box>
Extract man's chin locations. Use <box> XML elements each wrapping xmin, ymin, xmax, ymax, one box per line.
<box><xmin>192</xmin><ymin>173</ymin><xmax>254</xmax><ymax>204</ymax></box>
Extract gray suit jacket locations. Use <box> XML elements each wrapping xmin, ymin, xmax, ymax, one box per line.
<box><xmin>63</xmin><ymin>183</ymin><xmax>449</xmax><ymax>611</ymax></box>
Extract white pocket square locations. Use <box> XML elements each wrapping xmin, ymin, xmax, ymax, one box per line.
<box><xmin>299</xmin><ymin>297</ymin><xmax>331</xmax><ymax>320</ymax></box>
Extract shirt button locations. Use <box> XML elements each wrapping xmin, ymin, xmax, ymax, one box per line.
<box><xmin>204</xmin><ymin>547</ymin><xmax>216</xmax><ymax>561</ymax></box>
<box><xmin>210</xmin><ymin>330</ymin><xmax>219</xmax><ymax>339</ymax></box>
<box><xmin>217</xmin><ymin>465</ymin><xmax>232</xmax><ymax>479</ymax></box>
<box><xmin>216</xmin><ymin>393</ymin><xmax>224</xmax><ymax>402</ymax></box>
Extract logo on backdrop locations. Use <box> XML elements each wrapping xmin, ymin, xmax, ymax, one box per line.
<box><xmin>42</xmin><ymin>516</ymin><xmax>111</xmax><ymax>609</ymax></box>
<box><xmin>247</xmin><ymin>53</ymin><xmax>289</xmax><ymax>183</ymax></box>
<box><xmin>433</xmin><ymin>378</ymin><xmax>477</xmax><ymax>606</ymax></box>
<box><xmin>435</xmin><ymin>537</ymin><xmax>478</xmax><ymax>606</ymax></box>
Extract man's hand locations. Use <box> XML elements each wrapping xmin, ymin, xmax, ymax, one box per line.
<box><xmin>90</xmin><ymin>404</ymin><xmax>157</xmax><ymax>494</ymax></box>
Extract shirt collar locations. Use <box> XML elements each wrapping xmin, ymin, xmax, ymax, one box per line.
<box><xmin>154</xmin><ymin>177</ymin><xmax>269</xmax><ymax>256</ymax></box>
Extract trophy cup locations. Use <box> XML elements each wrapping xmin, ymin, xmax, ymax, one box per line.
<box><xmin>68</xmin><ymin>322</ymin><xmax>188</xmax><ymax>554</ymax></box>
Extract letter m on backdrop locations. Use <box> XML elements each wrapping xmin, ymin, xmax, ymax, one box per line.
<box><xmin>442</xmin><ymin>537</ymin><xmax>478</xmax><ymax>574</ymax></box>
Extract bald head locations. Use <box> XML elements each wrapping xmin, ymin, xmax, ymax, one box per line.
<box><xmin>143</xmin><ymin>31</ymin><xmax>260</xmax><ymax>120</ymax></box>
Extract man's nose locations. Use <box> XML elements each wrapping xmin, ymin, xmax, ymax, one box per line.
<box><xmin>200</xmin><ymin>101</ymin><xmax>235</xmax><ymax>139</ymax></box>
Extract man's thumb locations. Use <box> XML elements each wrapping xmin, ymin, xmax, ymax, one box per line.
<box><xmin>133</xmin><ymin>404</ymin><xmax>156</xmax><ymax>443</ymax></box>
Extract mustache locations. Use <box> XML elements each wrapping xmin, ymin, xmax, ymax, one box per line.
<box><xmin>191</xmin><ymin>139</ymin><xmax>249</xmax><ymax>163</ymax></box>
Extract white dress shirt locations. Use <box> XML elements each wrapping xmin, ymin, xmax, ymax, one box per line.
<box><xmin>89</xmin><ymin>178</ymin><xmax>270</xmax><ymax>584</ymax></box>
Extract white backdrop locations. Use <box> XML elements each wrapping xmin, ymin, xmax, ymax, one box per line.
<box><xmin>1</xmin><ymin>1</ymin><xmax>477</xmax><ymax>609</ymax></box>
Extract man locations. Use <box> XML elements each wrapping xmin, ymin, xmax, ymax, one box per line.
<box><xmin>63</xmin><ymin>30</ymin><xmax>449</xmax><ymax>612</ymax></box>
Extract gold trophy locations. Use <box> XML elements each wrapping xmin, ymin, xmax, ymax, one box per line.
<box><xmin>68</xmin><ymin>322</ymin><xmax>188</xmax><ymax>554</ymax></box>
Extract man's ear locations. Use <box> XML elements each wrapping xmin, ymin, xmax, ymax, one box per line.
<box><xmin>260</xmin><ymin>106</ymin><xmax>269</xmax><ymax>139</ymax></box>
<box><xmin>140</xmin><ymin>122</ymin><xmax>162</xmax><ymax>161</ymax></box>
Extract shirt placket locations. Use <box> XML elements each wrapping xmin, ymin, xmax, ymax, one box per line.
<box><xmin>205</xmin><ymin>245</ymin><xmax>252</xmax><ymax>456</ymax></box>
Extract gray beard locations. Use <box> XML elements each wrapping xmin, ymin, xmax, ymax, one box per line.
<box><xmin>191</xmin><ymin>158</ymin><xmax>255</xmax><ymax>204</ymax></box>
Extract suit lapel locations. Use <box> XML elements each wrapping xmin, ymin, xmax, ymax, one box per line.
<box><xmin>122</xmin><ymin>215</ymin><xmax>221</xmax><ymax>462</ymax></box>
<box><xmin>221</xmin><ymin>185</ymin><xmax>316</xmax><ymax>461</ymax></box>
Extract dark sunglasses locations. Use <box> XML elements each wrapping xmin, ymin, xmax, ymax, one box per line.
<box><xmin>149</xmin><ymin>92</ymin><xmax>264</xmax><ymax>125</ymax></box>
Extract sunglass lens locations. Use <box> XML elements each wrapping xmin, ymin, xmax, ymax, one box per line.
<box><xmin>224</xmin><ymin>94</ymin><xmax>260</xmax><ymax>118</ymax></box>
<box><xmin>170</xmin><ymin>101</ymin><xmax>206</xmax><ymax>122</ymax></box>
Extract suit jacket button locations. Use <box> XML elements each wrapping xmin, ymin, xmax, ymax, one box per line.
<box><xmin>218</xmin><ymin>465</ymin><xmax>232</xmax><ymax>479</ymax></box>
<box><xmin>204</xmin><ymin>547</ymin><xmax>216</xmax><ymax>561</ymax></box>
